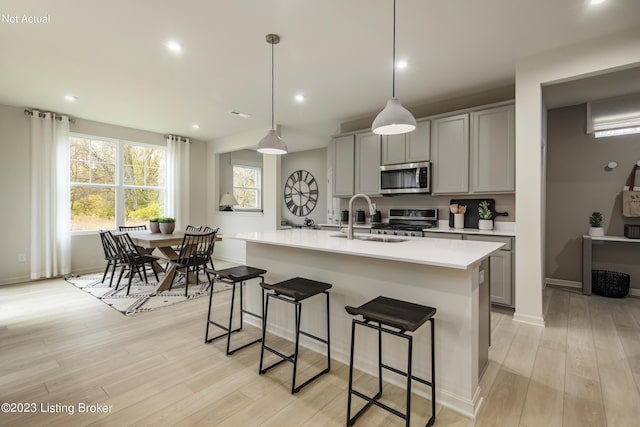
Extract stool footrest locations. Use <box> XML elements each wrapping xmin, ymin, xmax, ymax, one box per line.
<box><xmin>381</xmin><ymin>363</ymin><xmax>433</xmax><ymax>387</ymax></box>
<box><xmin>350</xmin><ymin>389</ymin><xmax>405</xmax><ymax>422</ymax></box>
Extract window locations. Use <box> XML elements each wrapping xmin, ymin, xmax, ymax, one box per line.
<box><xmin>69</xmin><ymin>134</ymin><xmax>166</xmax><ymax>231</ymax></box>
<box><xmin>233</xmin><ymin>165</ymin><xmax>261</xmax><ymax>210</ymax></box>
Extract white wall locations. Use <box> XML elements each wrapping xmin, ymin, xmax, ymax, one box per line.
<box><xmin>0</xmin><ymin>105</ymin><xmax>31</xmax><ymax>285</ymax></box>
<box><xmin>514</xmin><ymin>27</ymin><xmax>640</xmax><ymax>326</ymax></box>
<box><xmin>281</xmin><ymin>148</ymin><xmax>327</xmax><ymax>227</ymax></box>
<box><xmin>208</xmin><ymin>126</ymin><xmax>326</xmax><ymax>262</ymax></box>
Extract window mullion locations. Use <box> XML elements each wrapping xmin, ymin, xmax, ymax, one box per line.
<box><xmin>115</xmin><ymin>141</ymin><xmax>125</xmax><ymax>227</ymax></box>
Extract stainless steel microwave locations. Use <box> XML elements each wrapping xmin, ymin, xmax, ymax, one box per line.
<box><xmin>379</xmin><ymin>161</ymin><xmax>431</xmax><ymax>194</ymax></box>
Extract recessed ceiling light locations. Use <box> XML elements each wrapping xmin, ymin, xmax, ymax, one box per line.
<box><xmin>192</xmin><ymin>124</ymin><xmax>200</xmax><ymax>129</ymax></box>
<box><xmin>295</xmin><ymin>94</ymin><xmax>305</xmax><ymax>102</ymax></box>
<box><xmin>165</xmin><ymin>40</ymin><xmax>183</xmax><ymax>53</ymax></box>
<box><xmin>396</xmin><ymin>60</ymin><xmax>408</xmax><ymax>70</ymax></box>
<box><xmin>230</xmin><ymin>111</ymin><xmax>251</xmax><ymax>118</ymax></box>
<box><xmin>588</xmin><ymin>0</ymin><xmax>606</xmax><ymax>5</ymax></box>
<box><xmin>64</xmin><ymin>95</ymin><xmax>77</xmax><ymax>101</ymax></box>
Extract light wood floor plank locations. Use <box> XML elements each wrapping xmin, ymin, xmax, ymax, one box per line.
<box><xmin>3</xmin><ymin>277</ymin><xmax>640</xmax><ymax>426</ymax></box>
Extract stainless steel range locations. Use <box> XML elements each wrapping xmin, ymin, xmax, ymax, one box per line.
<box><xmin>370</xmin><ymin>208</ymin><xmax>438</xmax><ymax>237</ymax></box>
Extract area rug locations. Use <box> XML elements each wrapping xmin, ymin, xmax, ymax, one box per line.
<box><xmin>65</xmin><ymin>271</ymin><xmax>228</xmax><ymax>316</ymax></box>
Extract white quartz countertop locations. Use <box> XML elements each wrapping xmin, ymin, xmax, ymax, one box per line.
<box><xmin>226</xmin><ymin>229</ymin><xmax>504</xmax><ymax>270</ymax></box>
<box><xmin>425</xmin><ymin>220</ymin><xmax>516</xmax><ymax>237</ymax></box>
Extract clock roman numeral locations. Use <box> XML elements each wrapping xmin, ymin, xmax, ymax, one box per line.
<box><xmin>286</xmin><ymin>199</ymin><xmax>294</xmax><ymax>209</ymax></box>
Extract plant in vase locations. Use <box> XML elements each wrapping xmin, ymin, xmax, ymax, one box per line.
<box><xmin>478</xmin><ymin>201</ymin><xmax>493</xmax><ymax>230</ymax></box>
<box><xmin>158</xmin><ymin>217</ymin><xmax>176</xmax><ymax>234</ymax></box>
<box><xmin>589</xmin><ymin>212</ymin><xmax>604</xmax><ymax>237</ymax></box>
<box><xmin>149</xmin><ymin>217</ymin><xmax>160</xmax><ymax>233</ymax></box>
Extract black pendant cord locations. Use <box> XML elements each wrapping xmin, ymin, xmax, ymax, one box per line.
<box><xmin>271</xmin><ymin>40</ymin><xmax>275</xmax><ymax>130</ymax></box>
<box><xmin>392</xmin><ymin>0</ymin><xmax>396</xmax><ymax>99</ymax></box>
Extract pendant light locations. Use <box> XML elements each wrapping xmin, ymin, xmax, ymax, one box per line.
<box><xmin>257</xmin><ymin>34</ymin><xmax>288</xmax><ymax>155</ymax></box>
<box><xmin>372</xmin><ymin>0</ymin><xmax>416</xmax><ymax>135</ymax></box>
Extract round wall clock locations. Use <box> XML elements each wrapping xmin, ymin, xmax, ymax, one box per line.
<box><xmin>284</xmin><ymin>169</ymin><xmax>318</xmax><ymax>216</ymax></box>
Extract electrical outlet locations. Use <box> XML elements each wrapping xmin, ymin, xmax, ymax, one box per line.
<box><xmin>17</xmin><ymin>253</ymin><xmax>26</xmax><ymax>263</ymax></box>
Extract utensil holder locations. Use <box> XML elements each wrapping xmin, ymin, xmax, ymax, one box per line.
<box><xmin>454</xmin><ymin>213</ymin><xmax>464</xmax><ymax>229</ymax></box>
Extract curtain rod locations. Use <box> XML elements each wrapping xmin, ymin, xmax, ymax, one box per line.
<box><xmin>165</xmin><ymin>134</ymin><xmax>191</xmax><ymax>143</ymax></box>
<box><xmin>24</xmin><ymin>108</ymin><xmax>75</xmax><ymax>123</ymax></box>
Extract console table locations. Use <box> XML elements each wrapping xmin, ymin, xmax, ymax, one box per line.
<box><xmin>582</xmin><ymin>235</ymin><xmax>640</xmax><ymax>295</ymax></box>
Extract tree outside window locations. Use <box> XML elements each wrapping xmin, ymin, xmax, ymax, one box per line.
<box><xmin>69</xmin><ymin>135</ymin><xmax>166</xmax><ymax>231</ymax></box>
<box><xmin>233</xmin><ymin>165</ymin><xmax>261</xmax><ymax>210</ymax></box>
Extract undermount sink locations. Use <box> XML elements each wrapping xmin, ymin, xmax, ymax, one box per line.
<box><xmin>331</xmin><ymin>234</ymin><xmax>408</xmax><ymax>243</ymax></box>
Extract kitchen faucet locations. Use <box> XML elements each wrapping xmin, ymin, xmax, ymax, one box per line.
<box><xmin>347</xmin><ymin>193</ymin><xmax>376</xmax><ymax>240</ymax></box>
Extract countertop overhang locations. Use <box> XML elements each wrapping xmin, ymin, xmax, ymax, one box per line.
<box><xmin>226</xmin><ymin>229</ymin><xmax>504</xmax><ymax>270</ymax></box>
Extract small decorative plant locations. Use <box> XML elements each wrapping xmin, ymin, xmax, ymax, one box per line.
<box><xmin>478</xmin><ymin>201</ymin><xmax>492</xmax><ymax>220</ymax></box>
<box><xmin>158</xmin><ymin>217</ymin><xmax>176</xmax><ymax>234</ymax></box>
<box><xmin>149</xmin><ymin>217</ymin><xmax>160</xmax><ymax>233</ymax></box>
<box><xmin>589</xmin><ymin>212</ymin><xmax>603</xmax><ymax>227</ymax></box>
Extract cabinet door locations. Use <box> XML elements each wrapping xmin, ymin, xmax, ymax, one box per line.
<box><xmin>406</xmin><ymin>120</ymin><xmax>430</xmax><ymax>163</ymax></box>
<box><xmin>488</xmin><ymin>250</ymin><xmax>512</xmax><ymax>306</ymax></box>
<box><xmin>431</xmin><ymin>114</ymin><xmax>469</xmax><ymax>194</ymax></box>
<box><xmin>422</xmin><ymin>232</ymin><xmax>463</xmax><ymax>240</ymax></box>
<box><xmin>332</xmin><ymin>135</ymin><xmax>355</xmax><ymax>197</ymax></box>
<box><xmin>381</xmin><ymin>134</ymin><xmax>406</xmax><ymax>165</ymax></box>
<box><xmin>355</xmin><ymin>132</ymin><xmax>381</xmax><ymax>195</ymax></box>
<box><xmin>470</xmin><ymin>104</ymin><xmax>515</xmax><ymax>193</ymax></box>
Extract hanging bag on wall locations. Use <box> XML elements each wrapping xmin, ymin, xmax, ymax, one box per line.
<box><xmin>622</xmin><ymin>164</ymin><xmax>640</xmax><ymax>217</ymax></box>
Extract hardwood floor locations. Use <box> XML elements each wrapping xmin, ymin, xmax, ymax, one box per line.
<box><xmin>2</xmin><ymin>274</ymin><xmax>640</xmax><ymax>426</ymax></box>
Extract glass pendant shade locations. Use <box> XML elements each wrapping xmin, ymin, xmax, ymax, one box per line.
<box><xmin>257</xmin><ymin>129</ymin><xmax>288</xmax><ymax>155</ymax></box>
<box><xmin>372</xmin><ymin>98</ymin><xmax>417</xmax><ymax>135</ymax></box>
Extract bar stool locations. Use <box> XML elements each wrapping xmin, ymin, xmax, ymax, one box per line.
<box><xmin>345</xmin><ymin>296</ymin><xmax>436</xmax><ymax>427</ymax></box>
<box><xmin>205</xmin><ymin>265</ymin><xmax>267</xmax><ymax>355</ymax></box>
<box><xmin>259</xmin><ymin>277</ymin><xmax>332</xmax><ymax>394</ymax></box>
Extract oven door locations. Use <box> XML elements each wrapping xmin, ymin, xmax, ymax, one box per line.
<box><xmin>379</xmin><ymin>162</ymin><xmax>430</xmax><ymax>194</ymax></box>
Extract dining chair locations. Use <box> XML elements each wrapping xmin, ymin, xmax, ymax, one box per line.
<box><xmin>168</xmin><ymin>230</ymin><xmax>218</xmax><ymax>297</ymax></box>
<box><xmin>186</xmin><ymin>225</ymin><xmax>203</xmax><ymax>232</ymax></box>
<box><xmin>111</xmin><ymin>232</ymin><xmax>160</xmax><ymax>295</ymax></box>
<box><xmin>118</xmin><ymin>225</ymin><xmax>147</xmax><ymax>231</ymax></box>
<box><xmin>201</xmin><ymin>226</ymin><xmax>219</xmax><ymax>270</ymax></box>
<box><xmin>99</xmin><ymin>230</ymin><xmax>120</xmax><ymax>287</ymax></box>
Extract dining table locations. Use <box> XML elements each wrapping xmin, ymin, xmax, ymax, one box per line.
<box><xmin>126</xmin><ymin>230</ymin><xmax>219</xmax><ymax>293</ymax></box>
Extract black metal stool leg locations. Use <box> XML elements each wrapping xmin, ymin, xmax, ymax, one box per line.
<box><xmin>406</xmin><ymin>335</ymin><xmax>413</xmax><ymax>427</ymax></box>
<box><xmin>347</xmin><ymin>319</ymin><xmax>356</xmax><ymax>426</ymax></box>
<box><xmin>226</xmin><ymin>281</ymin><xmax>237</xmax><ymax>355</ymax></box>
<box><xmin>291</xmin><ymin>301</ymin><xmax>302</xmax><ymax>394</ymax></box>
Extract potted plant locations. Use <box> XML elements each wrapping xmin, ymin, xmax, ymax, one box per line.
<box><xmin>589</xmin><ymin>212</ymin><xmax>604</xmax><ymax>237</ymax></box>
<box><xmin>478</xmin><ymin>200</ymin><xmax>494</xmax><ymax>230</ymax></box>
<box><xmin>149</xmin><ymin>217</ymin><xmax>160</xmax><ymax>233</ymax></box>
<box><xmin>158</xmin><ymin>217</ymin><xmax>176</xmax><ymax>234</ymax></box>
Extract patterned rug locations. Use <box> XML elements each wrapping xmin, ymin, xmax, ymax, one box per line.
<box><xmin>65</xmin><ymin>270</ymin><xmax>229</xmax><ymax>316</ymax></box>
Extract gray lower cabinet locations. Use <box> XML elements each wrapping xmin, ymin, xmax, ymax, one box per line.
<box><xmin>423</xmin><ymin>232</ymin><xmax>514</xmax><ymax>307</ymax></box>
<box><xmin>381</xmin><ymin>120</ymin><xmax>430</xmax><ymax>165</ymax></box>
<box><xmin>470</xmin><ymin>104</ymin><xmax>515</xmax><ymax>193</ymax></box>
<box><xmin>431</xmin><ymin>114</ymin><xmax>470</xmax><ymax>194</ymax></box>
<box><xmin>422</xmin><ymin>232</ymin><xmax>463</xmax><ymax>240</ymax></box>
<box><xmin>463</xmin><ymin>235</ymin><xmax>514</xmax><ymax>307</ymax></box>
<box><xmin>332</xmin><ymin>135</ymin><xmax>355</xmax><ymax>197</ymax></box>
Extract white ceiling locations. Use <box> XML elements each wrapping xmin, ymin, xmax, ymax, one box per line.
<box><xmin>1</xmin><ymin>0</ymin><xmax>639</xmax><ymax>148</ymax></box>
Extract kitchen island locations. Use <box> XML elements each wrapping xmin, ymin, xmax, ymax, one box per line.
<box><xmin>226</xmin><ymin>228</ymin><xmax>504</xmax><ymax>418</ymax></box>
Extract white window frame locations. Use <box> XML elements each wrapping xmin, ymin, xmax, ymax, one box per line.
<box><xmin>232</xmin><ymin>164</ymin><xmax>262</xmax><ymax>211</ymax></box>
<box><xmin>69</xmin><ymin>133</ymin><xmax>167</xmax><ymax>234</ymax></box>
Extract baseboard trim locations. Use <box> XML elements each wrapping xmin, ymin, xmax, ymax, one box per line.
<box><xmin>0</xmin><ymin>275</ymin><xmax>30</xmax><ymax>286</ymax></box>
<box><xmin>214</xmin><ymin>255</ymin><xmax>246</xmax><ymax>264</ymax></box>
<box><xmin>513</xmin><ymin>312</ymin><xmax>546</xmax><ymax>327</ymax></box>
<box><xmin>545</xmin><ymin>278</ymin><xmax>582</xmax><ymax>289</ymax></box>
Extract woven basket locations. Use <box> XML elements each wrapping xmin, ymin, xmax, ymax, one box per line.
<box><xmin>592</xmin><ymin>270</ymin><xmax>630</xmax><ymax>298</ymax></box>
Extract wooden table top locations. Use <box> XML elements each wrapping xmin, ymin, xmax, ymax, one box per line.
<box><xmin>125</xmin><ymin>230</ymin><xmax>221</xmax><ymax>248</ymax></box>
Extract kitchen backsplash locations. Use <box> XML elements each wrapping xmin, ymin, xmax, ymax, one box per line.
<box><xmin>330</xmin><ymin>193</ymin><xmax>515</xmax><ymax>224</ymax></box>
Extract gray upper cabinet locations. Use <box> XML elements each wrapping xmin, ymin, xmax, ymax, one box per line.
<box><xmin>355</xmin><ymin>132</ymin><xmax>381</xmax><ymax>195</ymax></box>
<box><xmin>381</xmin><ymin>121</ymin><xmax>430</xmax><ymax>165</ymax></box>
<box><xmin>431</xmin><ymin>114</ymin><xmax>470</xmax><ymax>194</ymax></box>
<box><xmin>470</xmin><ymin>104</ymin><xmax>515</xmax><ymax>193</ymax></box>
<box><xmin>332</xmin><ymin>135</ymin><xmax>355</xmax><ymax>197</ymax></box>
